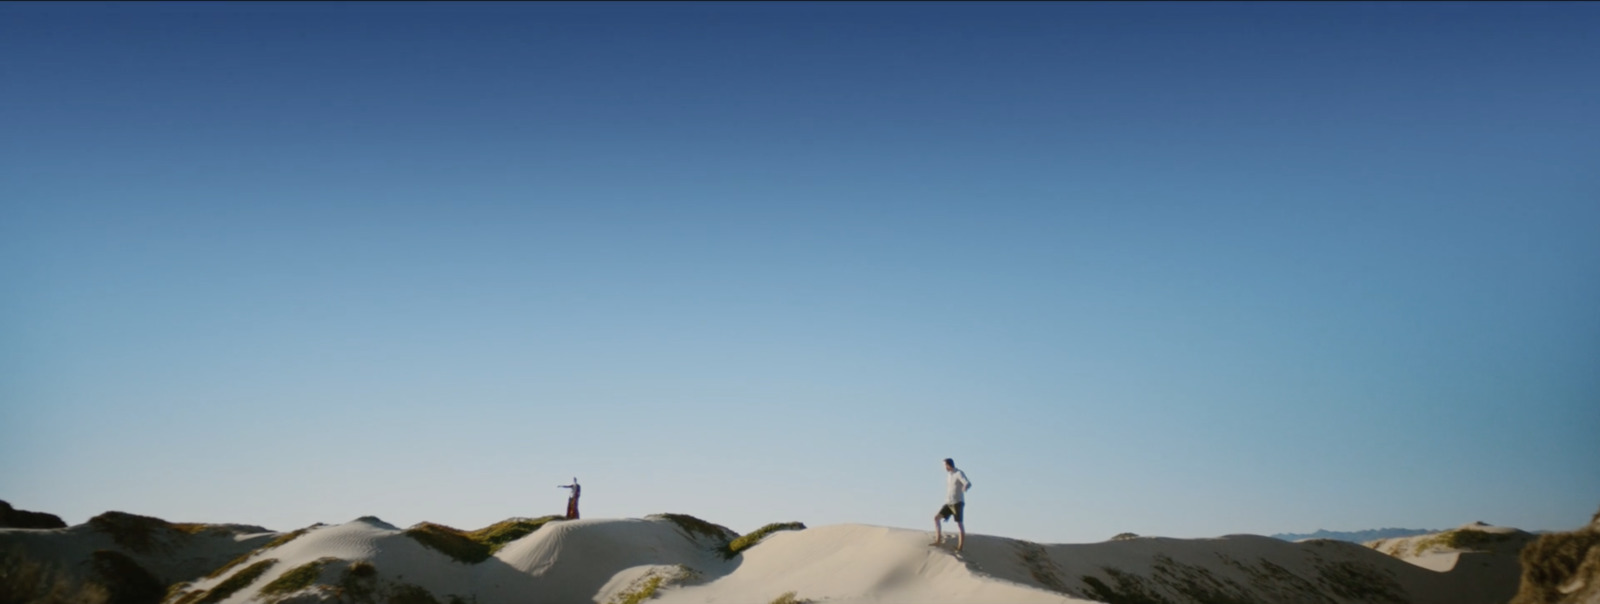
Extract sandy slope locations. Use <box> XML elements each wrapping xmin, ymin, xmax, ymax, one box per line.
<box><xmin>3</xmin><ymin>512</ymin><xmax>1528</xmax><ymax>604</ymax></box>
<box><xmin>1356</xmin><ymin>521</ymin><xmax>1534</xmax><ymax>603</ymax></box>
<box><xmin>1366</xmin><ymin>521</ymin><xmax>1533</xmax><ymax>571</ymax></box>
<box><xmin>484</xmin><ymin>517</ymin><xmax>735</xmax><ymax>602</ymax></box>
<box><xmin>167</xmin><ymin>516</ymin><xmax>742</xmax><ymax>604</ymax></box>
<box><xmin>659</xmin><ymin>525</ymin><xmax>1524</xmax><ymax>604</ymax></box>
<box><xmin>160</xmin><ymin>517</ymin><xmax>1522</xmax><ymax>604</ymax></box>
<box><xmin>651</xmin><ymin>524</ymin><xmax>1075</xmax><ymax>604</ymax></box>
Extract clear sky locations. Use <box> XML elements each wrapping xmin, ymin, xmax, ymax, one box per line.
<box><xmin>2</xmin><ymin>1</ymin><xmax>1597</xmax><ymax>543</ymax></box>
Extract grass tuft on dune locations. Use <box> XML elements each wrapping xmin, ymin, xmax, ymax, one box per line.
<box><xmin>88</xmin><ymin>511</ymin><xmax>176</xmax><ymax>553</ymax></box>
<box><xmin>338</xmin><ymin>561</ymin><xmax>379</xmax><ymax>600</ymax></box>
<box><xmin>404</xmin><ymin>517</ymin><xmax>568</xmax><ymax>564</ymax></box>
<box><xmin>199</xmin><ymin>525</ymin><xmax>314</xmax><ymax>582</ymax></box>
<box><xmin>468</xmin><ymin>516</ymin><xmax>566</xmax><ymax>554</ymax></box>
<box><xmin>388</xmin><ymin>582</ymin><xmax>441</xmax><ymax>604</ymax></box>
<box><xmin>648</xmin><ymin>514</ymin><xmax>737</xmax><ymax>546</ymax></box>
<box><xmin>404</xmin><ymin>523</ymin><xmax>491</xmax><ymax>564</ymax></box>
<box><xmin>260</xmin><ymin>526</ymin><xmax>316</xmax><ymax>551</ymax></box>
<box><xmin>86</xmin><ymin>511</ymin><xmax>246</xmax><ymax>554</ymax></box>
<box><xmin>1410</xmin><ymin>527</ymin><xmax>1520</xmax><ymax>554</ymax></box>
<box><xmin>1511</xmin><ymin>510</ymin><xmax>1600</xmax><ymax>604</ymax></box>
<box><xmin>768</xmin><ymin>592</ymin><xmax>812</xmax><ymax>604</ymax></box>
<box><xmin>195</xmin><ymin>559</ymin><xmax>276</xmax><ymax>604</ymax></box>
<box><xmin>727</xmin><ymin>522</ymin><xmax>806</xmax><ymax>558</ymax></box>
<box><xmin>259</xmin><ymin>556</ymin><xmax>339</xmax><ymax>596</ymax></box>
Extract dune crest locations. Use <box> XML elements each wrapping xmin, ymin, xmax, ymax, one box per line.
<box><xmin>3</xmin><ymin>512</ymin><xmax>1530</xmax><ymax>604</ymax></box>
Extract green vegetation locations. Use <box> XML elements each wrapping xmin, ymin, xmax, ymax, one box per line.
<box><xmin>768</xmin><ymin>591</ymin><xmax>811</xmax><ymax>604</ymax></box>
<box><xmin>610</xmin><ymin>574</ymin><xmax>665</xmax><ymax>604</ymax></box>
<box><xmin>606</xmin><ymin>566</ymin><xmax>701</xmax><ymax>604</ymax></box>
<box><xmin>1081</xmin><ymin>567</ymin><xmax>1173</xmax><ymax>604</ymax></box>
<box><xmin>648</xmin><ymin>514</ymin><xmax>737</xmax><ymax>546</ymax></box>
<box><xmin>1314</xmin><ymin>560</ymin><xmax>1406</xmax><ymax>604</ymax></box>
<box><xmin>259</xmin><ymin>556</ymin><xmax>339</xmax><ymax>596</ymax></box>
<box><xmin>388</xmin><ymin>583</ymin><xmax>441</xmax><ymax>604</ymax></box>
<box><xmin>164</xmin><ymin>582</ymin><xmax>193</xmax><ymax>603</ymax></box>
<box><xmin>1147</xmin><ymin>554</ymin><xmax>1256</xmax><ymax>604</ymax></box>
<box><xmin>338</xmin><ymin>561</ymin><xmax>378</xmax><ymax>602</ymax></box>
<box><xmin>1215</xmin><ymin>555</ymin><xmax>1329</xmax><ymax>604</ymax></box>
<box><xmin>202</xmin><ymin>552</ymin><xmax>256</xmax><ymax>582</ymax></box>
<box><xmin>726</xmin><ymin>522</ymin><xmax>805</xmax><ymax>558</ymax></box>
<box><xmin>88</xmin><ymin>549</ymin><xmax>164</xmax><ymax>604</ymax></box>
<box><xmin>403</xmin><ymin>518</ymin><xmax>566</xmax><ymax>565</ymax></box>
<box><xmin>1510</xmin><ymin>522</ymin><xmax>1600</xmax><ymax>604</ymax></box>
<box><xmin>88</xmin><ymin>511</ymin><xmax>176</xmax><ymax>553</ymax></box>
<box><xmin>1081</xmin><ymin>561</ymin><xmax>1259</xmax><ymax>604</ymax></box>
<box><xmin>0</xmin><ymin>549</ymin><xmax>111</xmax><ymax>604</ymax></box>
<box><xmin>466</xmin><ymin>516</ymin><xmax>565</xmax><ymax>554</ymax></box>
<box><xmin>196</xmin><ymin>559</ymin><xmax>277</xmax><ymax>604</ymax></box>
<box><xmin>1410</xmin><ymin>527</ymin><xmax>1520</xmax><ymax>555</ymax></box>
<box><xmin>393</xmin><ymin>513</ymin><xmax>766</xmax><ymax>569</ymax></box>
<box><xmin>649</xmin><ymin>514</ymin><xmax>805</xmax><ymax>560</ymax></box>
<box><xmin>1078</xmin><ymin>553</ymin><xmax>1380</xmax><ymax>604</ymax></box>
<box><xmin>1445</xmin><ymin>528</ymin><xmax>1517</xmax><ymax>549</ymax></box>
<box><xmin>195</xmin><ymin>525</ymin><xmax>314</xmax><ymax>586</ymax></box>
<box><xmin>404</xmin><ymin>523</ymin><xmax>493</xmax><ymax>564</ymax></box>
<box><xmin>648</xmin><ymin>516</ymin><xmax>804</xmax><ymax>559</ymax></box>
<box><xmin>84</xmin><ymin>512</ymin><xmax>237</xmax><ymax>554</ymax></box>
<box><xmin>170</xmin><ymin>523</ymin><xmax>220</xmax><ymax>536</ymax></box>
<box><xmin>1110</xmin><ymin>532</ymin><xmax>1141</xmax><ymax>541</ymax></box>
<box><xmin>670</xmin><ymin>564</ymin><xmax>702</xmax><ymax>586</ymax></box>
<box><xmin>1014</xmin><ymin>541</ymin><xmax>1071</xmax><ymax>594</ymax></box>
<box><xmin>346</xmin><ymin>561</ymin><xmax>377</xmax><ymax>578</ymax></box>
<box><xmin>1375</xmin><ymin>538</ymin><xmax>1408</xmax><ymax>556</ymax></box>
<box><xmin>172</xmin><ymin>587</ymin><xmax>206</xmax><ymax>604</ymax></box>
<box><xmin>260</xmin><ymin>527</ymin><xmax>315</xmax><ymax>551</ymax></box>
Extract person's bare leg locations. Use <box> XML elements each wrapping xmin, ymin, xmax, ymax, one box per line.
<box><xmin>931</xmin><ymin>514</ymin><xmax>943</xmax><ymax>546</ymax></box>
<box><xmin>955</xmin><ymin>521</ymin><xmax>965</xmax><ymax>552</ymax></box>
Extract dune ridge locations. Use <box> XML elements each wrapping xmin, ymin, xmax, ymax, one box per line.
<box><xmin>2</xmin><ymin>509</ymin><xmax>1533</xmax><ymax>604</ymax></box>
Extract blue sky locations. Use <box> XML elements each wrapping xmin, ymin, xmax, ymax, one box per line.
<box><xmin>2</xmin><ymin>1</ymin><xmax>1596</xmax><ymax>542</ymax></box>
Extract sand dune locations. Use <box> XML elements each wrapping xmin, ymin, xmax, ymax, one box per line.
<box><xmin>651</xmin><ymin>524</ymin><xmax>1073</xmax><ymax>604</ymax></box>
<box><xmin>1509</xmin><ymin>510</ymin><xmax>1600</xmax><ymax>604</ymax></box>
<box><xmin>679</xmin><ymin>525</ymin><xmax>1524</xmax><ymax>604</ymax></box>
<box><xmin>0</xmin><ymin>510</ymin><xmax>272</xmax><ymax>602</ymax></box>
<box><xmin>1366</xmin><ymin>521</ymin><xmax>1534</xmax><ymax>571</ymax></box>
<box><xmin>2</xmin><ymin>511</ymin><xmax>1529</xmax><ymax>604</ymax></box>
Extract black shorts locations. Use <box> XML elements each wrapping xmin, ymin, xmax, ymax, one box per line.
<box><xmin>937</xmin><ymin>502</ymin><xmax>965</xmax><ymax>523</ymax></box>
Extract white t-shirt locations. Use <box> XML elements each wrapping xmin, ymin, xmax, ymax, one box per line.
<box><xmin>946</xmin><ymin>469</ymin><xmax>971</xmax><ymax>505</ymax></box>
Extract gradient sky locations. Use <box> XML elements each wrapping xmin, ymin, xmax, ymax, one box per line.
<box><xmin>2</xmin><ymin>1</ymin><xmax>1597</xmax><ymax>543</ymax></box>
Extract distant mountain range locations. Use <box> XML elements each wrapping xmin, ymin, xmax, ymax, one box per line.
<box><xmin>1270</xmin><ymin>528</ymin><xmax>1438</xmax><ymax>543</ymax></box>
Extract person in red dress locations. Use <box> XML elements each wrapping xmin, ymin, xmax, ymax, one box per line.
<box><xmin>559</xmin><ymin>478</ymin><xmax>581</xmax><ymax>519</ymax></box>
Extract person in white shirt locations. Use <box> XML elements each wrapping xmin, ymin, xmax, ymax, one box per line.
<box><xmin>932</xmin><ymin>457</ymin><xmax>972</xmax><ymax>551</ymax></box>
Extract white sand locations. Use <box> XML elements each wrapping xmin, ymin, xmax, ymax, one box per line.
<box><xmin>1357</xmin><ymin>521</ymin><xmax>1533</xmax><ymax>600</ymax></box>
<box><xmin>1366</xmin><ymin>521</ymin><xmax>1531</xmax><ymax>571</ymax></box>
<box><xmin>4</xmin><ymin>515</ymin><xmax>1527</xmax><ymax>604</ymax></box>
<box><xmin>651</xmin><ymin>524</ymin><xmax>1077</xmax><ymax>604</ymax></box>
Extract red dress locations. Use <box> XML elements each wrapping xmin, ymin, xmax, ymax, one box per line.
<box><xmin>565</xmin><ymin>484</ymin><xmax>581</xmax><ymax>519</ymax></box>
